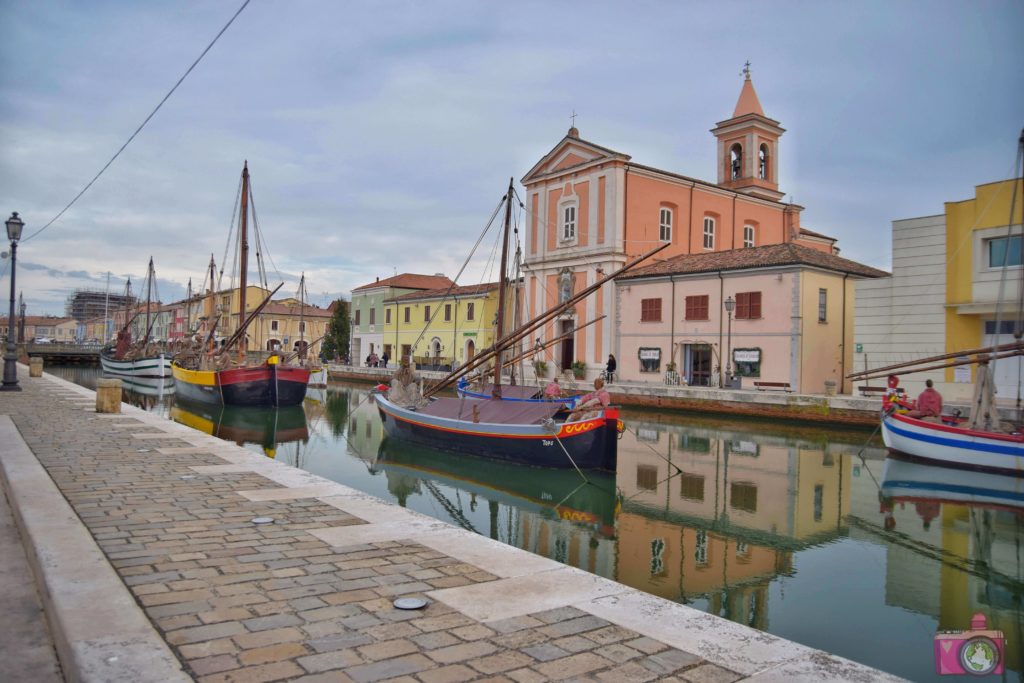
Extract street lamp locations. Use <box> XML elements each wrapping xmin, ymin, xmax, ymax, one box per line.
<box><xmin>2</xmin><ymin>211</ymin><xmax>24</xmax><ymax>391</ymax></box>
<box><xmin>723</xmin><ymin>295</ymin><xmax>735</xmax><ymax>388</ymax></box>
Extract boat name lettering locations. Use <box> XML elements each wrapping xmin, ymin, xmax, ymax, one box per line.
<box><xmin>542</xmin><ymin>439</ymin><xmax>554</xmax><ymax>446</ymax></box>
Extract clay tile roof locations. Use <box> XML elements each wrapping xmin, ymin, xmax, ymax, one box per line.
<box><xmin>799</xmin><ymin>227</ymin><xmax>836</xmax><ymax>241</ymax></box>
<box><xmin>733</xmin><ymin>77</ymin><xmax>765</xmax><ymax>118</ymax></box>
<box><xmin>261</xmin><ymin>302</ymin><xmax>333</xmax><ymax>317</ymax></box>
<box><xmin>353</xmin><ymin>273</ymin><xmax>454</xmax><ymax>292</ymax></box>
<box><xmin>621</xmin><ymin>243</ymin><xmax>889</xmax><ymax>281</ymax></box>
<box><xmin>387</xmin><ymin>281</ymin><xmax>499</xmax><ymax>303</ymax></box>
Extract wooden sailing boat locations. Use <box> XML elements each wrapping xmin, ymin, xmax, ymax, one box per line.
<box><xmin>100</xmin><ymin>258</ymin><xmax>172</xmax><ymax>378</ymax></box>
<box><xmin>171</xmin><ymin>162</ymin><xmax>310</xmax><ymax>406</ymax></box>
<box><xmin>374</xmin><ymin>178</ymin><xmax>665</xmax><ymax>470</ymax></box>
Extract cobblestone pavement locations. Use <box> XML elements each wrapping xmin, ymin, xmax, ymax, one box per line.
<box><xmin>0</xmin><ymin>369</ymin><xmax>901</xmax><ymax>682</ymax></box>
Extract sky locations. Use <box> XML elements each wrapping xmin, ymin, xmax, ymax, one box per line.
<box><xmin>1</xmin><ymin>0</ymin><xmax>1022</xmax><ymax>316</ymax></box>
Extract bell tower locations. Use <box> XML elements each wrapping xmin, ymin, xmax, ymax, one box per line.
<box><xmin>711</xmin><ymin>64</ymin><xmax>785</xmax><ymax>201</ymax></box>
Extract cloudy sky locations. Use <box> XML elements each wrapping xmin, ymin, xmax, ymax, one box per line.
<box><xmin>1</xmin><ymin>0</ymin><xmax>1022</xmax><ymax>316</ymax></box>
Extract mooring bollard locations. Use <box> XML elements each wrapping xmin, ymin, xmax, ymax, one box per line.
<box><xmin>29</xmin><ymin>357</ymin><xmax>43</xmax><ymax>377</ymax></box>
<box><xmin>95</xmin><ymin>378</ymin><xmax>122</xmax><ymax>413</ymax></box>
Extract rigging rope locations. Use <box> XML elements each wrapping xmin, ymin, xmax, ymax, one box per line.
<box><xmin>22</xmin><ymin>0</ymin><xmax>252</xmax><ymax>243</ymax></box>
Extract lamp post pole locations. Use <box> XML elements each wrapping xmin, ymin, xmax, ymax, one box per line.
<box><xmin>723</xmin><ymin>295</ymin><xmax>735</xmax><ymax>388</ymax></box>
<box><xmin>2</xmin><ymin>212</ymin><xmax>25</xmax><ymax>391</ymax></box>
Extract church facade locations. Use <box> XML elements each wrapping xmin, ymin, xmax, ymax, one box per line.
<box><xmin>521</xmin><ymin>72</ymin><xmax>842</xmax><ymax>378</ymax></box>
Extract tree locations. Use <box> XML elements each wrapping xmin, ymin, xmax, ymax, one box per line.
<box><xmin>320</xmin><ymin>299</ymin><xmax>350</xmax><ymax>361</ymax></box>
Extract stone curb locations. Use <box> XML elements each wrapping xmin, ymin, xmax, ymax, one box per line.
<box><xmin>0</xmin><ymin>414</ymin><xmax>189</xmax><ymax>683</ymax></box>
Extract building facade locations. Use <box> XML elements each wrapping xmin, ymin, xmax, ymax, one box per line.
<box><xmin>520</xmin><ymin>72</ymin><xmax>838</xmax><ymax>378</ymax></box>
<box><xmin>855</xmin><ymin>178</ymin><xmax>1024</xmax><ymax>401</ymax></box>
<box><xmin>383</xmin><ymin>283</ymin><xmax>500</xmax><ymax>369</ymax></box>
<box><xmin>617</xmin><ymin>243</ymin><xmax>886</xmax><ymax>393</ymax></box>
<box><xmin>351</xmin><ymin>273</ymin><xmax>453</xmax><ymax>365</ymax></box>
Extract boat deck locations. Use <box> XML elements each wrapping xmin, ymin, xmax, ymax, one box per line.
<box><xmin>418</xmin><ymin>396</ymin><xmax>562</xmax><ymax>424</ymax></box>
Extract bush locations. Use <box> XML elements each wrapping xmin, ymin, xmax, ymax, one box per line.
<box><xmin>571</xmin><ymin>361</ymin><xmax>587</xmax><ymax>379</ymax></box>
<box><xmin>533</xmin><ymin>360</ymin><xmax>547</xmax><ymax>377</ymax></box>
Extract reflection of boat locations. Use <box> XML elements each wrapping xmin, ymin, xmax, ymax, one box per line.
<box><xmin>172</xmin><ymin>163</ymin><xmax>310</xmax><ymax>406</ymax></box>
<box><xmin>171</xmin><ymin>397</ymin><xmax>309</xmax><ymax>453</ymax></box>
<box><xmin>881</xmin><ymin>455</ymin><xmax>1024</xmax><ymax>512</ymax></box>
<box><xmin>376</xmin><ymin>437</ymin><xmax>617</xmax><ymax>536</ymax></box>
<box><xmin>117</xmin><ymin>375</ymin><xmax>175</xmax><ymax>397</ymax></box>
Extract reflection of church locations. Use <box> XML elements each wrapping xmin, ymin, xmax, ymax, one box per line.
<box><xmin>614</xmin><ymin>418</ymin><xmax>853</xmax><ymax>625</ymax></box>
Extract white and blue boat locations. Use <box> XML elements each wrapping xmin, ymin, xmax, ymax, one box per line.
<box><xmin>881</xmin><ymin>411</ymin><xmax>1024</xmax><ymax>475</ymax></box>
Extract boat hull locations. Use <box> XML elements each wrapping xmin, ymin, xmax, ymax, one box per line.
<box><xmin>171</xmin><ymin>361</ymin><xmax>310</xmax><ymax>407</ymax></box>
<box><xmin>375</xmin><ymin>394</ymin><xmax>618</xmax><ymax>470</ymax></box>
<box><xmin>100</xmin><ymin>350</ymin><xmax>173</xmax><ymax>378</ymax></box>
<box><xmin>881</xmin><ymin>411</ymin><xmax>1024</xmax><ymax>475</ymax></box>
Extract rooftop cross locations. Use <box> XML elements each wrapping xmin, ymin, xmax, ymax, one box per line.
<box><xmin>742</xmin><ymin>60</ymin><xmax>751</xmax><ymax>80</ymax></box>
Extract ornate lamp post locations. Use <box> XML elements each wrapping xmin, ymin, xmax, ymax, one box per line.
<box><xmin>723</xmin><ymin>295</ymin><xmax>735</xmax><ymax>388</ymax></box>
<box><xmin>18</xmin><ymin>294</ymin><xmax>26</xmax><ymax>343</ymax></box>
<box><xmin>2</xmin><ymin>211</ymin><xmax>25</xmax><ymax>391</ymax></box>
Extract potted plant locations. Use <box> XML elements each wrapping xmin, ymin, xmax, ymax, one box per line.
<box><xmin>533</xmin><ymin>359</ymin><xmax>548</xmax><ymax>378</ymax></box>
<box><xmin>571</xmin><ymin>361</ymin><xmax>587</xmax><ymax>379</ymax></box>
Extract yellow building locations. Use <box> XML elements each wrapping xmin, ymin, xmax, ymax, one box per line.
<box><xmin>382</xmin><ymin>282</ymin><xmax>501</xmax><ymax>368</ymax></box>
<box><xmin>945</xmin><ymin>178</ymin><xmax>1024</xmax><ymax>394</ymax></box>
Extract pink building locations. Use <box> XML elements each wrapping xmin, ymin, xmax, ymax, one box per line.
<box><xmin>616</xmin><ymin>243</ymin><xmax>887</xmax><ymax>392</ymax></box>
<box><xmin>521</xmin><ymin>71</ymin><xmax>844</xmax><ymax>378</ymax></box>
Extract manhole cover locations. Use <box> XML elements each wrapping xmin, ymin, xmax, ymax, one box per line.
<box><xmin>393</xmin><ymin>597</ymin><xmax>428</xmax><ymax>610</ymax></box>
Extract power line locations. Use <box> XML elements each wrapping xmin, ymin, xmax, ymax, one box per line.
<box><xmin>22</xmin><ymin>0</ymin><xmax>252</xmax><ymax>243</ymax></box>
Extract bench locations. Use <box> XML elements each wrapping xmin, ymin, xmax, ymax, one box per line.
<box><xmin>753</xmin><ymin>381</ymin><xmax>792</xmax><ymax>392</ymax></box>
<box><xmin>858</xmin><ymin>386</ymin><xmax>905</xmax><ymax>397</ymax></box>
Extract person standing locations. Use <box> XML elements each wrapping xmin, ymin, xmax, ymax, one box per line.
<box><xmin>605</xmin><ymin>354</ymin><xmax>617</xmax><ymax>383</ymax></box>
<box><xmin>381</xmin><ymin>350</ymin><xmax>389</xmax><ymax>369</ymax></box>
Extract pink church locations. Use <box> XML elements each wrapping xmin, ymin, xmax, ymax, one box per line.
<box><xmin>521</xmin><ymin>71</ymin><xmax>885</xmax><ymax>391</ymax></box>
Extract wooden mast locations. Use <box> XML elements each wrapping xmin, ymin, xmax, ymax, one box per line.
<box><xmin>491</xmin><ymin>177</ymin><xmax>514</xmax><ymax>399</ymax></box>
<box><xmin>299</xmin><ymin>273</ymin><xmax>306</xmax><ymax>363</ymax></box>
<box><xmin>204</xmin><ymin>255</ymin><xmax>216</xmax><ymax>352</ymax></box>
<box><xmin>143</xmin><ymin>257</ymin><xmax>153</xmax><ymax>345</ymax></box>
<box><xmin>238</xmin><ymin>161</ymin><xmax>250</xmax><ymax>363</ymax></box>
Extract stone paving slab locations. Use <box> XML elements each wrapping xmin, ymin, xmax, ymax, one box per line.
<box><xmin>0</xmin><ymin>367</ymin><xmax>905</xmax><ymax>682</ymax></box>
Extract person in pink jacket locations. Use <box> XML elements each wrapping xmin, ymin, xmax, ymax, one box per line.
<box><xmin>909</xmin><ymin>379</ymin><xmax>943</xmax><ymax>418</ymax></box>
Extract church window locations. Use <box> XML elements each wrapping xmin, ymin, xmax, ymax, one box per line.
<box><xmin>730</xmin><ymin>144</ymin><xmax>743</xmax><ymax>180</ymax></box>
<box><xmin>758</xmin><ymin>144</ymin><xmax>769</xmax><ymax>180</ymax></box>
<box><xmin>743</xmin><ymin>224</ymin><xmax>755</xmax><ymax>248</ymax></box>
<box><xmin>562</xmin><ymin>204</ymin><xmax>576</xmax><ymax>240</ymax></box>
<box><xmin>703</xmin><ymin>217</ymin><xmax>716</xmax><ymax>250</ymax></box>
<box><xmin>659</xmin><ymin>207</ymin><xmax>672</xmax><ymax>242</ymax></box>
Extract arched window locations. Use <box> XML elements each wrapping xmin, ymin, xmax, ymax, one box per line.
<box><xmin>659</xmin><ymin>207</ymin><xmax>672</xmax><ymax>242</ymax></box>
<box><xmin>703</xmin><ymin>217</ymin><xmax>716</xmax><ymax>250</ymax></box>
<box><xmin>758</xmin><ymin>144</ymin><xmax>769</xmax><ymax>180</ymax></box>
<box><xmin>730</xmin><ymin>144</ymin><xmax>743</xmax><ymax>180</ymax></box>
<box><xmin>743</xmin><ymin>224</ymin><xmax>755</xmax><ymax>248</ymax></box>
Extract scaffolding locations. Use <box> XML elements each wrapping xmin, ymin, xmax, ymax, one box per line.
<box><xmin>64</xmin><ymin>288</ymin><xmax>136</xmax><ymax>323</ymax></box>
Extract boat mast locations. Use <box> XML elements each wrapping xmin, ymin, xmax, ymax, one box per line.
<box><xmin>185</xmin><ymin>277</ymin><xmax>192</xmax><ymax>338</ymax></box>
<box><xmin>299</xmin><ymin>273</ymin><xmax>306</xmax><ymax>363</ymax></box>
<box><xmin>204</xmin><ymin>254</ymin><xmax>216</xmax><ymax>350</ymax></box>
<box><xmin>491</xmin><ymin>177</ymin><xmax>514</xmax><ymax>399</ymax></box>
<box><xmin>238</xmin><ymin>162</ymin><xmax>250</xmax><ymax>363</ymax></box>
<box><xmin>143</xmin><ymin>256</ymin><xmax>154</xmax><ymax>345</ymax></box>
<box><xmin>103</xmin><ymin>271</ymin><xmax>110</xmax><ymax>345</ymax></box>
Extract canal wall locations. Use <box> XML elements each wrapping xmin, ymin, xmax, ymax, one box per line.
<box><xmin>0</xmin><ymin>365</ymin><xmax>903</xmax><ymax>682</ymax></box>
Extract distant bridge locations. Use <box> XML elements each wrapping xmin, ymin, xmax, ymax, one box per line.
<box><xmin>23</xmin><ymin>343</ymin><xmax>102</xmax><ymax>364</ymax></box>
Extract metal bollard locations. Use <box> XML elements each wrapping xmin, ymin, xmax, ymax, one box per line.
<box><xmin>95</xmin><ymin>378</ymin><xmax>122</xmax><ymax>413</ymax></box>
<box><xmin>29</xmin><ymin>357</ymin><xmax>43</xmax><ymax>377</ymax></box>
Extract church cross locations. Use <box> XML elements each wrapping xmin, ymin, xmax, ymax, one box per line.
<box><xmin>742</xmin><ymin>60</ymin><xmax>751</xmax><ymax>80</ymax></box>
<box><xmin>570</xmin><ymin>109</ymin><xmax>578</xmax><ymax>127</ymax></box>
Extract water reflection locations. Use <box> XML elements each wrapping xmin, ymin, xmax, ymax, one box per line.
<box><xmin>170</xmin><ymin>398</ymin><xmax>308</xmax><ymax>457</ymax></box>
<box><xmin>42</xmin><ymin>366</ymin><xmax>1024</xmax><ymax>680</ymax></box>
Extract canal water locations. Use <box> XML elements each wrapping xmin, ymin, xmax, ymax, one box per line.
<box><xmin>50</xmin><ymin>365</ymin><xmax>1024</xmax><ymax>681</ymax></box>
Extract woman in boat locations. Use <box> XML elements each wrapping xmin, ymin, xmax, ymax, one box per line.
<box><xmin>544</xmin><ymin>376</ymin><xmax>562</xmax><ymax>399</ymax></box>
<box><xmin>907</xmin><ymin>379</ymin><xmax>943</xmax><ymax>419</ymax></box>
<box><xmin>569</xmin><ymin>377</ymin><xmax>611</xmax><ymax>421</ymax></box>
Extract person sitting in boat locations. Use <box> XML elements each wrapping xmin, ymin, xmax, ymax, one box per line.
<box><xmin>544</xmin><ymin>376</ymin><xmax>562</xmax><ymax>399</ymax></box>
<box><xmin>569</xmin><ymin>377</ymin><xmax>610</xmax><ymax>421</ymax></box>
<box><xmin>907</xmin><ymin>379</ymin><xmax>943</xmax><ymax>419</ymax></box>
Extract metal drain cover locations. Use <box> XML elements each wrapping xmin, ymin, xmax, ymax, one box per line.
<box><xmin>393</xmin><ymin>597</ymin><xmax>428</xmax><ymax>610</ymax></box>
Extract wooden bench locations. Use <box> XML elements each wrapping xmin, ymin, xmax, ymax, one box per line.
<box><xmin>753</xmin><ymin>381</ymin><xmax>792</xmax><ymax>392</ymax></box>
<box><xmin>858</xmin><ymin>386</ymin><xmax>905</xmax><ymax>397</ymax></box>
